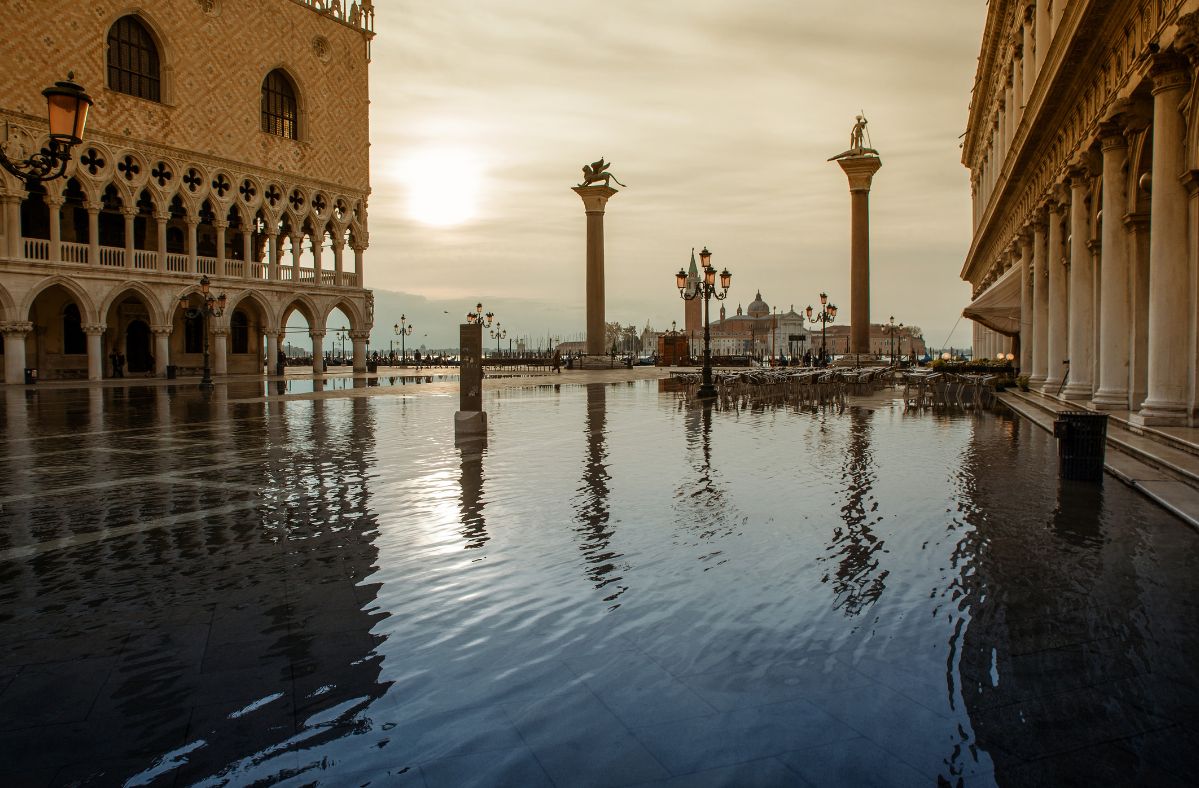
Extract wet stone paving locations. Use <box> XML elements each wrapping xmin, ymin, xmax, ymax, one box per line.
<box><xmin>1</xmin><ymin>378</ymin><xmax>1197</xmax><ymax>787</ymax></box>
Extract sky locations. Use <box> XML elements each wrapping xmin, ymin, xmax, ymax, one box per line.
<box><xmin>349</xmin><ymin>0</ymin><xmax>987</xmax><ymax>352</ymax></box>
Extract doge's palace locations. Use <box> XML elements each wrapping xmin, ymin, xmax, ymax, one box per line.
<box><xmin>961</xmin><ymin>0</ymin><xmax>1199</xmax><ymax>426</ymax></box>
<box><xmin>0</xmin><ymin>0</ymin><xmax>376</xmax><ymax>382</ymax></box>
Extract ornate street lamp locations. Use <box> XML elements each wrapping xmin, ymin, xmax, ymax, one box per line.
<box><xmin>0</xmin><ymin>74</ymin><xmax>93</xmax><ymax>186</ymax></box>
<box><xmin>676</xmin><ymin>246</ymin><xmax>731</xmax><ymax>399</ymax></box>
<box><xmin>804</xmin><ymin>293</ymin><xmax>837</xmax><ymax>367</ymax></box>
<box><xmin>489</xmin><ymin>321</ymin><xmax>507</xmax><ymax>356</ymax></box>
<box><xmin>885</xmin><ymin>315</ymin><xmax>904</xmax><ymax>365</ymax></box>
<box><xmin>394</xmin><ymin>315</ymin><xmax>413</xmax><ymax>363</ymax></box>
<box><xmin>179</xmin><ymin>275</ymin><xmax>226</xmax><ymax>390</ymax></box>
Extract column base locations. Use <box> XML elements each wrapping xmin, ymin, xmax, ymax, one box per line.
<box><xmin>1090</xmin><ymin>389</ymin><xmax>1129</xmax><ymax>410</ymax></box>
<box><xmin>455</xmin><ymin>410</ymin><xmax>487</xmax><ymax>435</ymax></box>
<box><xmin>1060</xmin><ymin>382</ymin><xmax>1094</xmax><ymax>400</ymax></box>
<box><xmin>1130</xmin><ymin>400</ymin><xmax>1189</xmax><ymax>427</ymax></box>
<box><xmin>1039</xmin><ymin>377</ymin><xmax>1063</xmax><ymax>395</ymax></box>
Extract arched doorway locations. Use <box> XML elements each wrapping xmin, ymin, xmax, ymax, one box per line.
<box><xmin>126</xmin><ymin>319</ymin><xmax>152</xmax><ymax>373</ymax></box>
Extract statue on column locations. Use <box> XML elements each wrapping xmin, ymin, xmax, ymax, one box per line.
<box><xmin>829</xmin><ymin>113</ymin><xmax>879</xmax><ymax>160</ymax></box>
<box><xmin>578</xmin><ymin>158</ymin><xmax>627</xmax><ymax>188</ymax></box>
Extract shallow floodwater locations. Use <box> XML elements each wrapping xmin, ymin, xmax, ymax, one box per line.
<box><xmin>0</xmin><ymin>380</ymin><xmax>1196</xmax><ymax>786</ymax></box>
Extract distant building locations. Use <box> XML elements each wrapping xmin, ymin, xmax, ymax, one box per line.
<box><xmin>1</xmin><ymin>0</ymin><xmax>376</xmax><ymax>382</ymax></box>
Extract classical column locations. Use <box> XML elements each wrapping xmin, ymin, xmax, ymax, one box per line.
<box><xmin>242</xmin><ymin>230</ymin><xmax>253</xmax><ymax>278</ymax></box>
<box><xmin>332</xmin><ymin>238</ymin><xmax>345</xmax><ymax>285</ymax></box>
<box><xmin>1062</xmin><ymin>171</ymin><xmax>1095</xmax><ymax>399</ymax></box>
<box><xmin>47</xmin><ymin>195</ymin><xmax>63</xmax><ymax>261</ymax></box>
<box><xmin>2</xmin><ymin>322</ymin><xmax>31</xmax><ymax>384</ymax></box>
<box><xmin>86</xmin><ymin>201</ymin><xmax>101</xmax><ymax>266</ymax></box>
<box><xmin>1012</xmin><ymin>48</ymin><xmax>1024</xmax><ymax>123</ymax></box>
<box><xmin>1005</xmin><ymin>75</ymin><xmax>1016</xmax><ymax>148</ymax></box>
<box><xmin>266</xmin><ymin>332</ymin><xmax>279</xmax><ymax>375</ymax></box>
<box><xmin>1133</xmin><ymin>55</ymin><xmax>1192</xmax><ymax>425</ymax></box>
<box><xmin>350</xmin><ymin>330</ymin><xmax>368</xmax><ymax>372</ymax></box>
<box><xmin>211</xmin><ymin>327</ymin><xmax>228</xmax><ymax>375</ymax></box>
<box><xmin>310</xmin><ymin>329</ymin><xmax>325</xmax><ymax>374</ymax></box>
<box><xmin>353</xmin><ymin>245</ymin><xmax>365</xmax><ymax>287</ymax></box>
<box><xmin>155</xmin><ymin>212</ymin><xmax>169</xmax><ymax>271</ymax></box>
<box><xmin>835</xmin><ymin>153</ymin><xmax>883</xmax><ymax>354</ymax></box>
<box><xmin>1022</xmin><ymin>6</ymin><xmax>1036</xmax><ymax>104</ymax></box>
<box><xmin>1042</xmin><ymin>197</ymin><xmax>1068</xmax><ymax>392</ymax></box>
<box><xmin>1019</xmin><ymin>235</ymin><xmax>1033</xmax><ymax>372</ymax></box>
<box><xmin>122</xmin><ymin>206</ymin><xmax>136</xmax><ymax>268</ymax></box>
<box><xmin>1049</xmin><ymin>0</ymin><xmax>1063</xmax><ymax>34</ymax></box>
<box><xmin>214</xmin><ymin>219</ymin><xmax>228</xmax><ymax>275</ymax></box>
<box><xmin>187</xmin><ymin>216</ymin><xmax>199</xmax><ymax>273</ymax></box>
<box><xmin>152</xmin><ymin>326</ymin><xmax>171</xmax><ymax>377</ymax></box>
<box><xmin>1035</xmin><ymin>0</ymin><xmax>1050</xmax><ymax>74</ymax></box>
<box><xmin>290</xmin><ymin>233</ymin><xmax>303</xmax><ymax>280</ymax></box>
<box><xmin>572</xmin><ymin>185</ymin><xmax>619</xmax><ymax>355</ymax></box>
<box><xmin>1030</xmin><ymin>215</ymin><xmax>1050</xmax><ymax>385</ymax></box>
<box><xmin>84</xmin><ymin>324</ymin><xmax>104</xmax><ymax>381</ymax></box>
<box><xmin>1092</xmin><ymin>123</ymin><xmax>1131</xmax><ymax>408</ymax></box>
<box><xmin>266</xmin><ymin>230</ymin><xmax>279</xmax><ymax>280</ymax></box>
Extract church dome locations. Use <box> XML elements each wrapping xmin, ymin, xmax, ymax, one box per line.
<box><xmin>747</xmin><ymin>290</ymin><xmax>769</xmax><ymax>318</ymax></box>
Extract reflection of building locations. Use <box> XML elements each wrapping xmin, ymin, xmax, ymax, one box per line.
<box><xmin>0</xmin><ymin>1</ymin><xmax>376</xmax><ymax>382</ymax></box>
<box><xmin>960</xmin><ymin>2</ymin><xmax>1199</xmax><ymax>422</ymax></box>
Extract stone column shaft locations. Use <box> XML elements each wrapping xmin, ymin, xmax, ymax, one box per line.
<box><xmin>310</xmin><ymin>330</ymin><xmax>325</xmax><ymax>375</ymax></box>
<box><xmin>1134</xmin><ymin>58</ymin><xmax>1192</xmax><ymax>425</ymax></box>
<box><xmin>123</xmin><ymin>209</ymin><xmax>136</xmax><ymax>268</ymax></box>
<box><xmin>1063</xmin><ymin>175</ymin><xmax>1095</xmax><ymax>399</ymax></box>
<box><xmin>353</xmin><ymin>246</ymin><xmax>365</xmax><ymax>287</ymax></box>
<box><xmin>85</xmin><ymin>325</ymin><xmax>104</xmax><ymax>381</ymax></box>
<box><xmin>47</xmin><ymin>196</ymin><xmax>62</xmax><ymax>261</ymax></box>
<box><xmin>242</xmin><ymin>231</ymin><xmax>253</xmax><ymax>277</ymax></box>
<box><xmin>1035</xmin><ymin>0</ymin><xmax>1051</xmax><ymax>74</ymax></box>
<box><xmin>87</xmin><ymin>204</ymin><xmax>100</xmax><ymax>265</ymax></box>
<box><xmin>1031</xmin><ymin>219</ymin><xmax>1049</xmax><ymax>384</ymax></box>
<box><xmin>211</xmin><ymin>328</ymin><xmax>228</xmax><ymax>375</ymax></box>
<box><xmin>152</xmin><ymin>327</ymin><xmax>170</xmax><ymax>377</ymax></box>
<box><xmin>351</xmin><ymin>332</ymin><xmax>367</xmax><ymax>372</ymax></box>
<box><xmin>573</xmin><ymin>186</ymin><xmax>619</xmax><ymax>356</ymax></box>
<box><xmin>1019</xmin><ymin>239</ymin><xmax>1033</xmax><ymax>372</ymax></box>
<box><xmin>156</xmin><ymin>214</ymin><xmax>168</xmax><ymax>272</ymax></box>
<box><xmin>215</xmin><ymin>220</ymin><xmax>227</xmax><ymax>274</ymax></box>
<box><xmin>267</xmin><ymin>232</ymin><xmax>279</xmax><ymax>280</ymax></box>
<box><xmin>1092</xmin><ymin>127</ymin><xmax>1131</xmax><ymax>408</ymax></box>
<box><xmin>1043</xmin><ymin>201</ymin><xmax>1068</xmax><ymax>392</ymax></box>
<box><xmin>1022</xmin><ymin>12</ymin><xmax>1036</xmax><ymax>104</ymax></box>
<box><xmin>187</xmin><ymin>218</ymin><xmax>199</xmax><ymax>273</ymax></box>
<box><xmin>836</xmin><ymin>156</ymin><xmax>882</xmax><ymax>354</ymax></box>
<box><xmin>266</xmin><ymin>333</ymin><xmax>279</xmax><ymax>375</ymax></box>
<box><xmin>2</xmin><ymin>325</ymin><xmax>30</xmax><ymax>384</ymax></box>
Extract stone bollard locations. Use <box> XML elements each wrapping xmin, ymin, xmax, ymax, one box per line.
<box><xmin>455</xmin><ymin>322</ymin><xmax>487</xmax><ymax>435</ymax></box>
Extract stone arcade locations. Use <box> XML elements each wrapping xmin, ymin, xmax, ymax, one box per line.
<box><xmin>0</xmin><ymin>0</ymin><xmax>376</xmax><ymax>383</ymax></box>
<box><xmin>962</xmin><ymin>0</ymin><xmax>1199</xmax><ymax>426</ymax></box>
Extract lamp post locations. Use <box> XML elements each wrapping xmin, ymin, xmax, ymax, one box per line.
<box><xmin>394</xmin><ymin>315</ymin><xmax>413</xmax><ymax>364</ymax></box>
<box><xmin>676</xmin><ymin>246</ymin><xmax>732</xmax><ymax>399</ymax></box>
<box><xmin>885</xmin><ymin>315</ymin><xmax>904</xmax><ymax>365</ymax></box>
<box><xmin>804</xmin><ymin>293</ymin><xmax>838</xmax><ymax>367</ymax></box>
<box><xmin>179</xmin><ymin>275</ymin><xmax>226</xmax><ymax>390</ymax></box>
<box><xmin>0</xmin><ymin>74</ymin><xmax>93</xmax><ymax>186</ymax></box>
<box><xmin>489</xmin><ymin>321</ymin><xmax>507</xmax><ymax>356</ymax></box>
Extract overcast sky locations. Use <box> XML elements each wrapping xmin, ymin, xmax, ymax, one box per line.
<box><xmin>359</xmin><ymin>1</ymin><xmax>986</xmax><ymax>351</ymax></box>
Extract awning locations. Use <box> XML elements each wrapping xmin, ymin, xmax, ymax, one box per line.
<box><xmin>962</xmin><ymin>265</ymin><xmax>1021</xmax><ymax>336</ymax></box>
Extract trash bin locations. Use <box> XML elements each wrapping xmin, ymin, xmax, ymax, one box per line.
<box><xmin>23</xmin><ymin>368</ymin><xmax>37</xmax><ymax>385</ymax></box>
<box><xmin>366</xmin><ymin>361</ymin><xmax>378</xmax><ymax>373</ymax></box>
<box><xmin>166</xmin><ymin>365</ymin><xmax>177</xmax><ymax>380</ymax></box>
<box><xmin>1053</xmin><ymin>411</ymin><xmax>1108</xmax><ymax>482</ymax></box>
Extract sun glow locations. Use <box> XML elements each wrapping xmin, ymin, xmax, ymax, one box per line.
<box><xmin>397</xmin><ymin>147</ymin><xmax>483</xmax><ymax>227</ymax></box>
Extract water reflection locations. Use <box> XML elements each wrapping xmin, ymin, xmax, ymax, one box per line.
<box><xmin>822</xmin><ymin>406</ymin><xmax>888</xmax><ymax>616</ymax></box>
<box><xmin>573</xmin><ymin>383</ymin><xmax>626</xmax><ymax>607</ymax></box>
<box><xmin>678</xmin><ymin>400</ymin><xmax>736</xmax><ymax>546</ymax></box>
<box><xmin>457</xmin><ymin>434</ymin><xmax>488</xmax><ymax>552</ymax></box>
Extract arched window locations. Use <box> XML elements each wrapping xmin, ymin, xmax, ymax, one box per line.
<box><xmin>107</xmin><ymin>16</ymin><xmax>161</xmax><ymax>102</ymax></box>
<box><xmin>63</xmin><ymin>304</ymin><xmax>86</xmax><ymax>355</ymax></box>
<box><xmin>231</xmin><ymin>310</ymin><xmax>249</xmax><ymax>354</ymax></box>
<box><xmin>261</xmin><ymin>70</ymin><xmax>298</xmax><ymax>140</ymax></box>
<box><xmin>184</xmin><ymin>313</ymin><xmax>203</xmax><ymax>354</ymax></box>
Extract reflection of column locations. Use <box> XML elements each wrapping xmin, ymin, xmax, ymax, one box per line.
<box><xmin>1042</xmin><ymin>198</ymin><xmax>1067</xmax><ymax>392</ymax></box>
<box><xmin>1062</xmin><ymin>171</ymin><xmax>1094</xmax><ymax>400</ymax></box>
<box><xmin>1092</xmin><ymin>123</ymin><xmax>1130</xmax><ymax>409</ymax></box>
<box><xmin>211</xmin><ymin>327</ymin><xmax>228</xmax><ymax>375</ymax></box>
<box><xmin>84</xmin><ymin>324</ymin><xmax>104</xmax><ymax>381</ymax></box>
<box><xmin>836</xmin><ymin>154</ymin><xmax>883</xmax><ymax>354</ymax></box>
<box><xmin>457</xmin><ymin>434</ymin><xmax>488</xmax><ymax>551</ymax></box>
<box><xmin>572</xmin><ymin>185</ymin><xmax>618</xmax><ymax>355</ymax></box>
<box><xmin>573</xmin><ymin>383</ymin><xmax>624</xmax><ymax>602</ymax></box>
<box><xmin>310</xmin><ymin>329</ymin><xmax>325</xmax><ymax>374</ymax></box>
<box><xmin>825</xmin><ymin>407</ymin><xmax>886</xmax><ymax>616</ymax></box>
<box><xmin>1134</xmin><ymin>55</ymin><xmax>1191</xmax><ymax>425</ymax></box>
<box><xmin>2</xmin><ymin>322</ymin><xmax>31</xmax><ymax>383</ymax></box>
<box><xmin>152</xmin><ymin>326</ymin><xmax>171</xmax><ymax>377</ymax></box>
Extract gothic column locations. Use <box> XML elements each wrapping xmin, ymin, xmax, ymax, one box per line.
<box><xmin>214</xmin><ymin>219</ymin><xmax>228</xmax><ymax>276</ymax></box>
<box><xmin>123</xmin><ymin>207</ymin><xmax>136</xmax><ymax>268</ymax></box>
<box><xmin>152</xmin><ymin>326</ymin><xmax>171</xmax><ymax>377</ymax></box>
<box><xmin>2</xmin><ymin>322</ymin><xmax>31</xmax><ymax>384</ymax></box>
<box><xmin>1022</xmin><ymin>6</ymin><xmax>1036</xmax><ymax>104</ymax></box>
<box><xmin>266</xmin><ymin>332</ymin><xmax>279</xmax><ymax>375</ymax></box>
<box><xmin>1035</xmin><ymin>0</ymin><xmax>1050</xmax><ymax>75</ymax></box>
<box><xmin>187</xmin><ymin>216</ymin><xmax>199</xmax><ymax>273</ymax></box>
<box><xmin>332</xmin><ymin>238</ymin><xmax>345</xmax><ymax>285</ymax></box>
<box><xmin>311</xmin><ymin>228</ymin><xmax>324</xmax><ymax>274</ymax></box>
<box><xmin>155</xmin><ymin>211</ymin><xmax>169</xmax><ymax>272</ymax></box>
<box><xmin>266</xmin><ymin>230</ymin><xmax>279</xmax><ymax>280</ymax></box>
<box><xmin>84</xmin><ymin>324</ymin><xmax>104</xmax><ymax>381</ymax></box>
<box><xmin>47</xmin><ymin>195</ymin><xmax>63</xmax><ymax>261</ymax></box>
<box><xmin>242</xmin><ymin>230</ymin><xmax>253</xmax><ymax>278</ymax></box>
<box><xmin>310</xmin><ymin>329</ymin><xmax>325</xmax><ymax>374</ymax></box>
<box><xmin>290</xmin><ymin>233</ymin><xmax>303</xmax><ymax>281</ymax></box>
<box><xmin>1042</xmin><ymin>197</ymin><xmax>1068</xmax><ymax>393</ymax></box>
<box><xmin>350</xmin><ymin>330</ymin><xmax>368</xmax><ymax>372</ymax></box>
<box><xmin>1092</xmin><ymin>123</ymin><xmax>1131</xmax><ymax>408</ymax></box>
<box><xmin>211</xmin><ymin>327</ymin><xmax>228</xmax><ymax>375</ymax></box>
<box><xmin>1019</xmin><ymin>235</ymin><xmax>1033</xmax><ymax>371</ymax></box>
<box><xmin>86</xmin><ymin>200</ymin><xmax>101</xmax><ymax>266</ymax></box>
<box><xmin>1063</xmin><ymin>170</ymin><xmax>1095</xmax><ymax>399</ymax></box>
<box><xmin>1030</xmin><ymin>214</ymin><xmax>1050</xmax><ymax>386</ymax></box>
<box><xmin>1134</xmin><ymin>55</ymin><xmax>1192</xmax><ymax>425</ymax></box>
<box><xmin>353</xmin><ymin>245</ymin><xmax>365</xmax><ymax>287</ymax></box>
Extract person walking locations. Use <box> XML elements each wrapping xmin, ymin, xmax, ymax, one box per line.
<box><xmin>414</xmin><ymin>349</ymin><xmax>422</xmax><ymax>370</ymax></box>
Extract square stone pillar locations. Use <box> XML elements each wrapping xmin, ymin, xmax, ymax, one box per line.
<box><xmin>456</xmin><ymin>322</ymin><xmax>486</xmax><ymax>434</ymax></box>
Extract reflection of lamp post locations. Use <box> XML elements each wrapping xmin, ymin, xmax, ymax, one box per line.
<box><xmin>0</xmin><ymin>74</ymin><xmax>92</xmax><ymax>186</ymax></box>
<box><xmin>804</xmin><ymin>293</ymin><xmax>838</xmax><ymax>367</ymax></box>
<box><xmin>676</xmin><ymin>246</ymin><xmax>732</xmax><ymax>399</ymax></box>
<box><xmin>394</xmin><ymin>315</ymin><xmax>413</xmax><ymax>364</ymax></box>
<box><xmin>179</xmin><ymin>275</ymin><xmax>226</xmax><ymax>390</ymax></box>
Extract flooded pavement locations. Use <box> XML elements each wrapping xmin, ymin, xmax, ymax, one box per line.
<box><xmin>0</xmin><ymin>380</ymin><xmax>1196</xmax><ymax>786</ymax></box>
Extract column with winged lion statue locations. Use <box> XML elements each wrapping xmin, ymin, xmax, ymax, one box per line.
<box><xmin>572</xmin><ymin>158</ymin><xmax>626</xmax><ymax>357</ymax></box>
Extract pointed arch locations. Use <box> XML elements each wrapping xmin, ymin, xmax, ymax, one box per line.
<box><xmin>225</xmin><ymin>289</ymin><xmax>277</xmax><ymax>332</ymax></box>
<box><xmin>22</xmin><ymin>275</ymin><xmax>99</xmax><ymax>324</ymax></box>
<box><xmin>100</xmin><ymin>281</ymin><xmax>166</xmax><ymax>326</ymax></box>
<box><xmin>279</xmin><ymin>293</ymin><xmax>321</xmax><ymax>333</ymax></box>
<box><xmin>0</xmin><ymin>279</ymin><xmax>15</xmax><ymax>322</ymax></box>
<box><xmin>323</xmin><ymin>297</ymin><xmax>362</xmax><ymax>331</ymax></box>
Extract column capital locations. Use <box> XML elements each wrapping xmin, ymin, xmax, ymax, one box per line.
<box><xmin>1</xmin><ymin>320</ymin><xmax>33</xmax><ymax>337</ymax></box>
<box><xmin>151</xmin><ymin>325</ymin><xmax>173</xmax><ymax>335</ymax></box>
<box><xmin>835</xmin><ymin>154</ymin><xmax>883</xmax><ymax>192</ymax></box>
<box><xmin>213</xmin><ymin>219</ymin><xmax>229</xmax><ymax>230</ymax></box>
<box><xmin>1123</xmin><ymin>210</ymin><xmax>1151</xmax><ymax>230</ymax></box>
<box><xmin>572</xmin><ymin>185</ymin><xmax>618</xmax><ymax>213</ymax></box>
<box><xmin>1097</xmin><ymin>121</ymin><xmax>1128</xmax><ymax>151</ymax></box>
<box><xmin>120</xmin><ymin>205</ymin><xmax>138</xmax><ymax>219</ymax></box>
<box><xmin>153</xmin><ymin>210</ymin><xmax>171</xmax><ymax>222</ymax></box>
<box><xmin>1087</xmin><ymin>239</ymin><xmax>1102</xmax><ymax>253</ymax></box>
<box><xmin>44</xmin><ymin>194</ymin><xmax>65</xmax><ymax>207</ymax></box>
<box><xmin>1023</xmin><ymin>3</ymin><xmax>1035</xmax><ymax>23</ymax></box>
<box><xmin>1149</xmin><ymin>52</ymin><xmax>1191</xmax><ymax>94</ymax></box>
<box><xmin>348</xmin><ymin>329</ymin><xmax>370</xmax><ymax>340</ymax></box>
<box><xmin>309</xmin><ymin>329</ymin><xmax>327</xmax><ymax>339</ymax></box>
<box><xmin>210</xmin><ymin>327</ymin><xmax>228</xmax><ymax>336</ymax></box>
<box><xmin>82</xmin><ymin>324</ymin><xmax>106</xmax><ymax>335</ymax></box>
<box><xmin>84</xmin><ymin>200</ymin><xmax>102</xmax><ymax>215</ymax></box>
